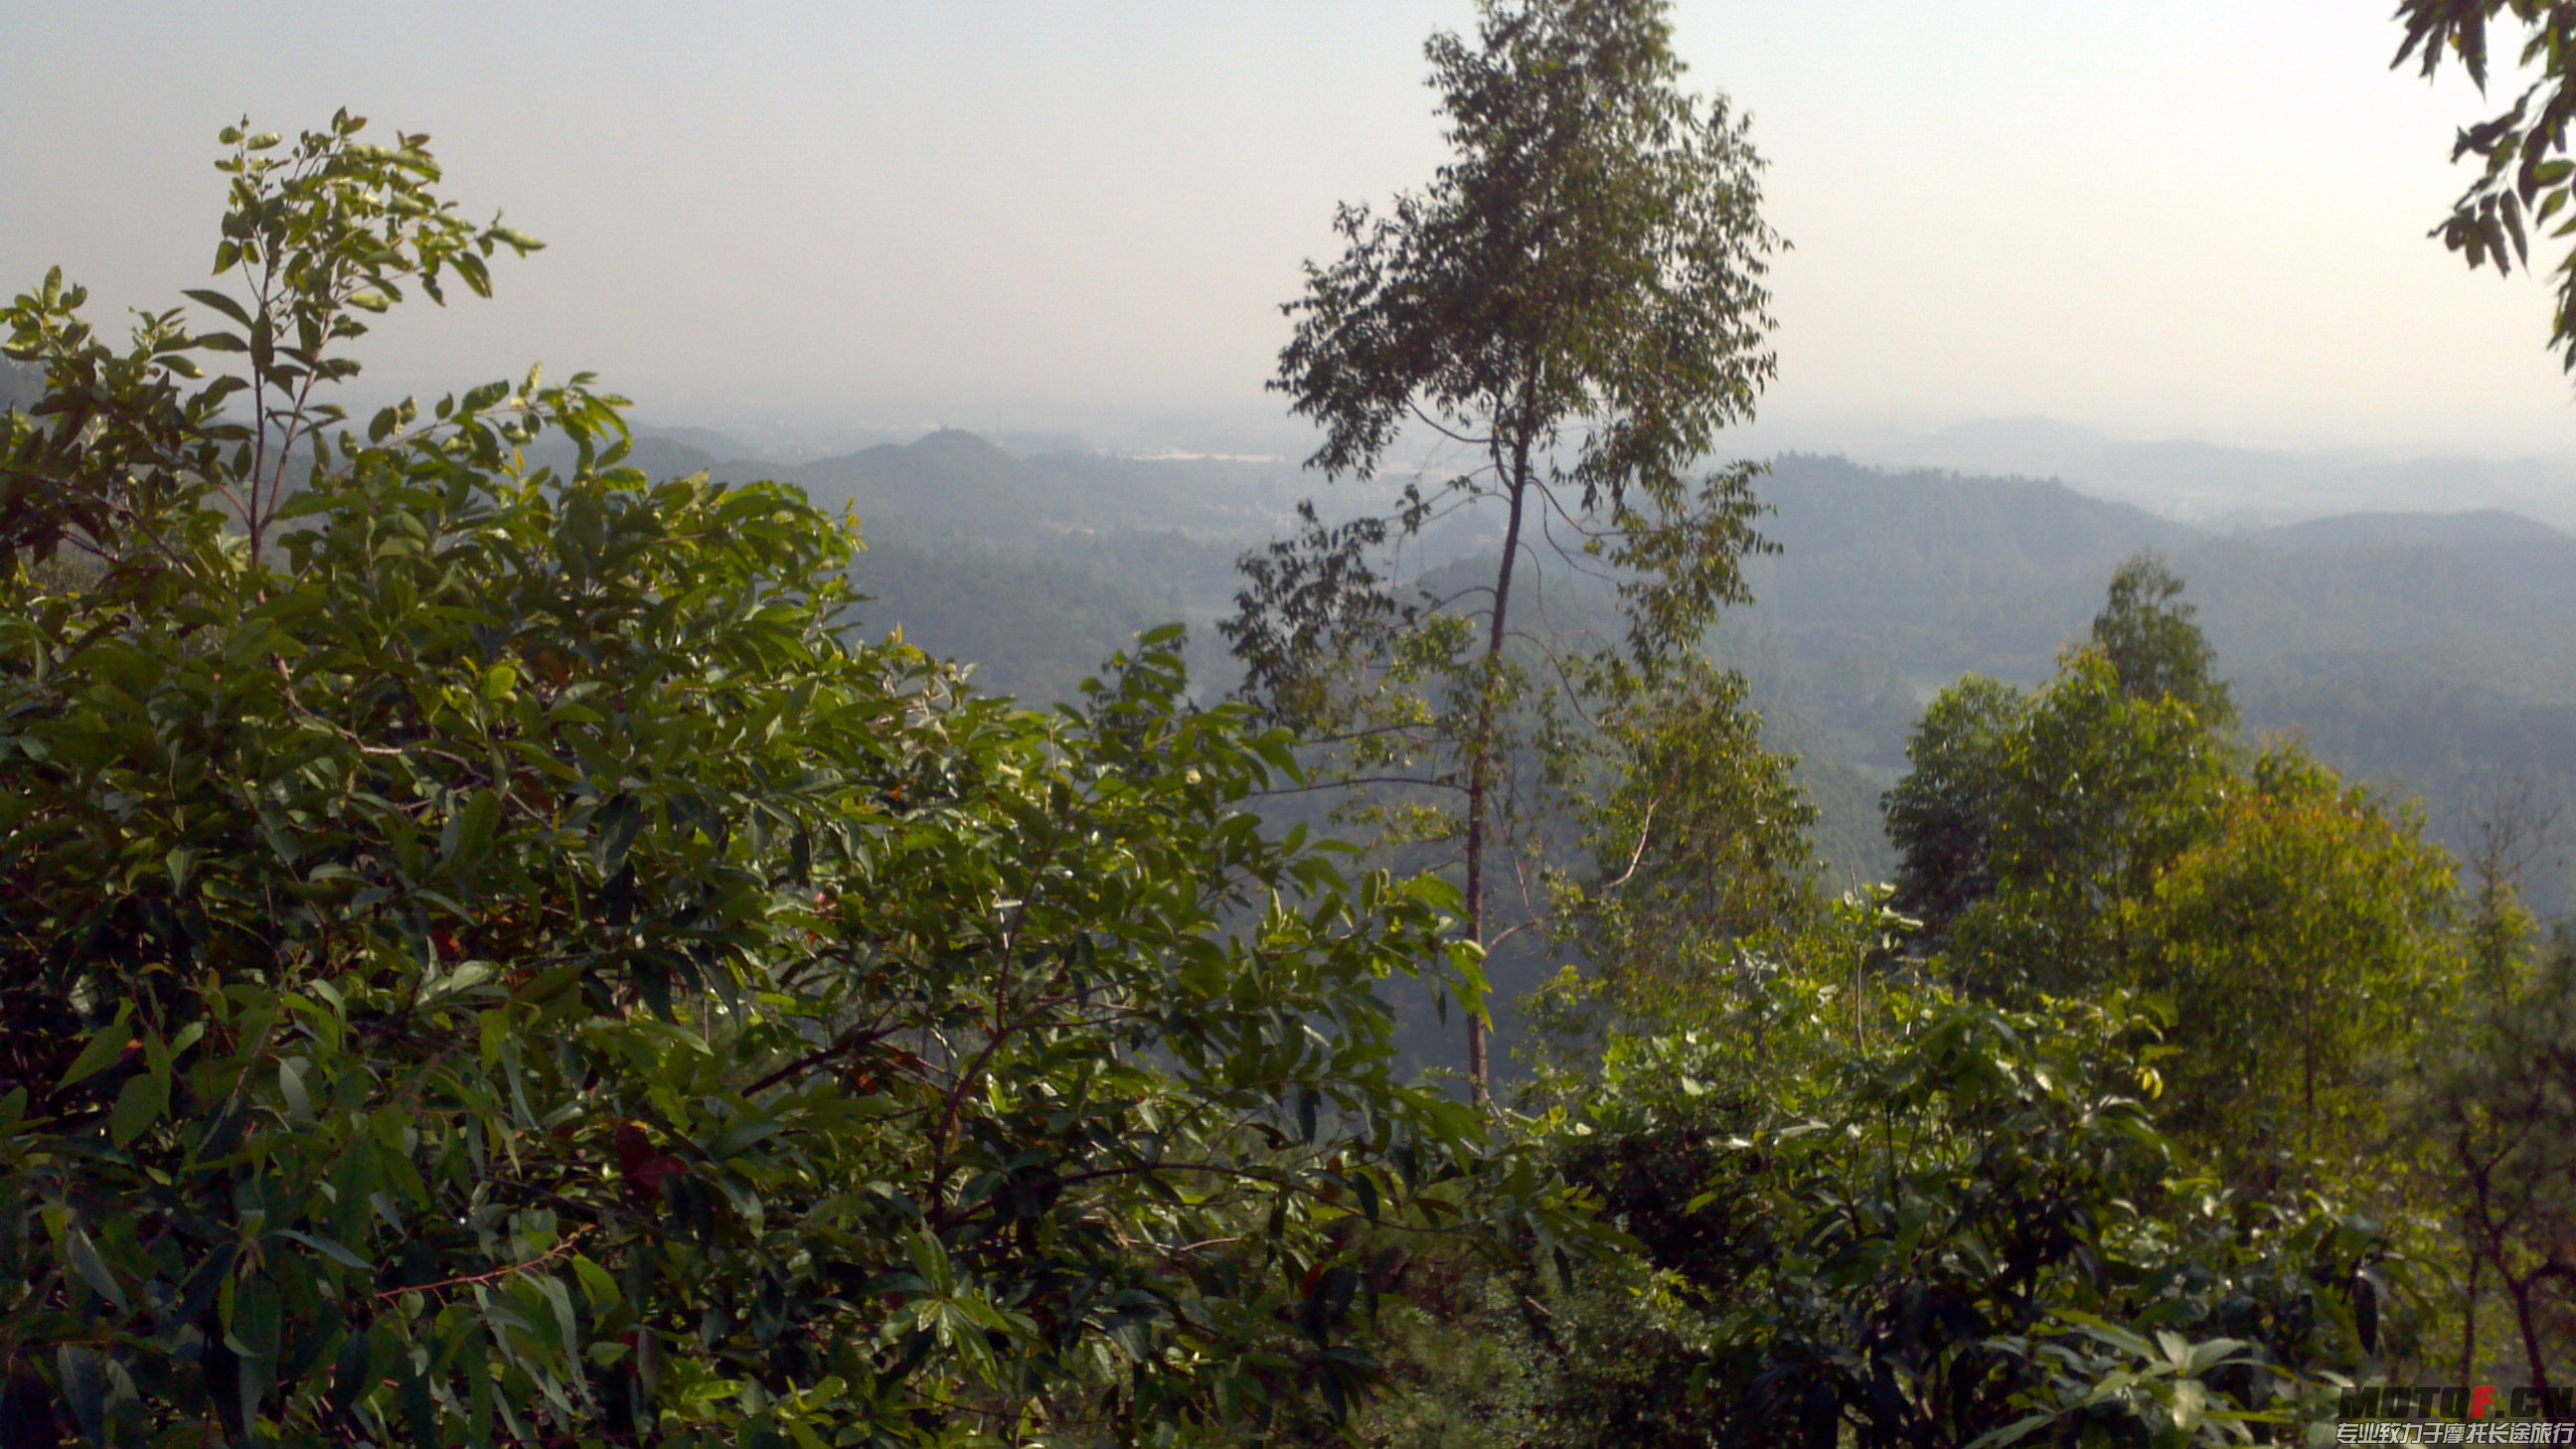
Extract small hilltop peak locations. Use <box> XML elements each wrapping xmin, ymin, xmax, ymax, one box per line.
<box><xmin>911</xmin><ymin>427</ymin><xmax>1015</xmax><ymax>463</ymax></box>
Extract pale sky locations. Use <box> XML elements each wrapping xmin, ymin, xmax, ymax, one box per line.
<box><xmin>4</xmin><ymin>2</ymin><xmax>2572</xmax><ymax>457</ymax></box>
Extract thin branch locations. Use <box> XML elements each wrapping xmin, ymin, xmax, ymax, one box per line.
<box><xmin>1597</xmin><ymin>798</ymin><xmax>1661</xmax><ymax>895</ymax></box>
<box><xmin>744</xmin><ymin>1019</ymin><xmax>904</xmax><ymax>1095</ymax></box>
<box><xmin>1533</xmin><ymin>474</ymin><xmax>1619</xmax><ymax>542</ymax></box>
<box><xmin>1291</xmin><ymin>721</ymin><xmax>1451</xmax><ymax>748</ymax></box>
<box><xmin>1414</xmin><ymin>583</ymin><xmax>1498</xmax><ymax>615</ymax></box>
<box><xmin>1248</xmin><ymin>775</ymin><xmax>1467</xmax><ymax>798</ymax></box>
<box><xmin>1404</xmin><ymin>399</ymin><xmax>1495</xmax><ymax>449</ymax></box>
<box><xmin>380</xmin><ymin>1225</ymin><xmax>590</xmax><ymax>1302</ymax></box>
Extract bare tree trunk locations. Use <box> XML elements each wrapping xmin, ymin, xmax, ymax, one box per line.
<box><xmin>2506</xmin><ymin>1278</ymin><xmax>2555</xmax><ymax>1421</ymax></box>
<box><xmin>1463</xmin><ymin>776</ymin><xmax>1490</xmax><ymax>1100</ymax></box>
<box><xmin>1462</xmin><ymin>425</ymin><xmax>1535</xmax><ymax>1105</ymax></box>
<box><xmin>2461</xmin><ymin>1243</ymin><xmax>2480</xmax><ymax>1385</ymax></box>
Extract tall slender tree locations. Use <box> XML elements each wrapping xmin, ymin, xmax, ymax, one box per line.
<box><xmin>1226</xmin><ymin>0</ymin><xmax>1781</xmax><ymax>1097</ymax></box>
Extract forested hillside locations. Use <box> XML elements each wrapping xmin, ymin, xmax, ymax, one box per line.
<box><xmin>616</xmin><ymin>425</ymin><xmax>1303</xmax><ymax>548</ymax></box>
<box><xmin>1741</xmin><ymin>455</ymin><xmax>2576</xmax><ymax>693</ymax></box>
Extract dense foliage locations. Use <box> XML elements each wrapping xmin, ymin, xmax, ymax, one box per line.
<box><xmin>718</xmin><ymin>446</ymin><xmax>2576</xmax><ymax>929</ymax></box>
<box><xmin>0</xmin><ymin>116</ymin><xmax>1577</xmax><ymax>1447</ymax></box>
<box><xmin>2414</xmin><ymin>930</ymin><xmax>2576</xmax><ymax>1393</ymax></box>
<box><xmin>1351</xmin><ymin>991</ymin><xmax>2384</xmax><ymax>1449</ymax></box>
<box><xmin>1885</xmin><ymin>564</ymin><xmax>2468</xmax><ymax>1168</ymax></box>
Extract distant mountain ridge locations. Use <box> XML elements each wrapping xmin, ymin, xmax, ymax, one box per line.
<box><xmin>616</xmin><ymin>426</ymin><xmax>1307</xmax><ymax>547</ymax></box>
<box><xmin>1749</xmin><ymin>454</ymin><xmax>2202</xmax><ymax>657</ymax></box>
<box><xmin>1834</xmin><ymin>415</ymin><xmax>2576</xmax><ymax>532</ymax></box>
<box><xmin>1747</xmin><ymin>453</ymin><xmax>2576</xmax><ymax>699</ymax></box>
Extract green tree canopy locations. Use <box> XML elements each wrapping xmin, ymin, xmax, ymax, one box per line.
<box><xmin>2138</xmin><ymin>745</ymin><xmax>2464</xmax><ymax>1160</ymax></box>
<box><xmin>2416</xmin><ymin>931</ymin><xmax>2576</xmax><ymax>1393</ymax></box>
<box><xmin>1887</xmin><ymin>563</ymin><xmax>2236</xmax><ymax>988</ymax></box>
<box><xmin>1886</xmin><ymin>564</ymin><xmax>2472</xmax><ymax>1185</ymax></box>
<box><xmin>2090</xmin><ymin>553</ymin><xmax>2234</xmax><ymax>730</ymax></box>
<box><xmin>1883</xmin><ymin>675</ymin><xmax>2029</xmax><ymax>950</ymax></box>
<box><xmin>1335</xmin><ymin>982</ymin><xmax>2393</xmax><ymax>1449</ymax></box>
<box><xmin>1519</xmin><ymin>656</ymin><xmax>1826</xmax><ymax>1049</ymax></box>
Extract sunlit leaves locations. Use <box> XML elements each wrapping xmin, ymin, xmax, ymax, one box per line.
<box><xmin>2136</xmin><ymin>744</ymin><xmax>2464</xmax><ymax>1159</ymax></box>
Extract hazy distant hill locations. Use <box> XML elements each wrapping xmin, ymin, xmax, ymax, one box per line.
<box><xmin>1742</xmin><ymin>454</ymin><xmax>2576</xmax><ymax>699</ymax></box>
<box><xmin>581</xmin><ymin>428</ymin><xmax>1302</xmax><ymax>699</ymax></box>
<box><xmin>2236</xmin><ymin>508</ymin><xmax>2576</xmax><ymax>631</ymax></box>
<box><xmin>608</xmin><ymin>430</ymin><xmax>1281</xmax><ymax>698</ymax></box>
<box><xmin>1747</xmin><ymin>454</ymin><xmax>2202</xmax><ymax>670</ymax></box>
<box><xmin>850</xmin><ymin>538</ymin><xmax>1170</xmax><ymax>704</ymax></box>
<box><xmin>1848</xmin><ymin>415</ymin><xmax>2576</xmax><ymax>531</ymax></box>
<box><xmin>2185</xmin><ymin>531</ymin><xmax>2576</xmax><ymax>704</ymax></box>
<box><xmin>781</xmin><ymin>430</ymin><xmax>1063</xmax><ymax>542</ymax></box>
<box><xmin>651</xmin><ymin>427</ymin><xmax>1305</xmax><ymax>547</ymax></box>
<box><xmin>636</xmin><ymin>423</ymin><xmax>754</xmax><ymax>460</ymax></box>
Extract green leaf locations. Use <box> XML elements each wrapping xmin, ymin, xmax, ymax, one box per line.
<box><xmin>710</xmin><ymin>1117</ymin><xmax>785</xmax><ymax>1160</ymax></box>
<box><xmin>277</xmin><ymin>1058</ymin><xmax>313</xmax><ymax>1120</ymax></box>
<box><xmin>182</xmin><ymin>287</ymin><xmax>254</xmax><ymax>327</ymax></box>
<box><xmin>108</xmin><ymin>1071</ymin><xmax>166</xmax><ymax>1147</ymax></box>
<box><xmin>2183</xmin><ymin>1337</ymin><xmax>2249</xmax><ymax>1375</ymax></box>
<box><xmin>1965</xmin><ymin>1411</ymin><xmax>2059</xmax><ymax>1449</ymax></box>
<box><xmin>55</xmin><ymin>1346</ymin><xmax>107</xmax><ymax>1442</ymax></box>
<box><xmin>570</xmin><ymin>1254</ymin><xmax>621</xmax><ymax>1312</ymax></box>
<box><xmin>447</xmin><ymin>789</ymin><xmax>501</xmax><ymax>865</ymax></box>
<box><xmin>592</xmin><ymin>795</ymin><xmax>644</xmax><ymax>873</ymax></box>
<box><xmin>57</xmin><ymin>1011</ymin><xmax>134</xmax><ymax>1090</ymax></box>
<box><xmin>275</xmin><ymin>1229</ymin><xmax>373</xmax><ymax>1273</ymax></box>
<box><xmin>65</xmin><ymin>1227</ymin><xmax>127</xmax><ymax>1315</ymax></box>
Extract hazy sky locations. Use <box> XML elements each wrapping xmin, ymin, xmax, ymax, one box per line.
<box><xmin>6</xmin><ymin>2</ymin><xmax>2574</xmax><ymax>456</ymax></box>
